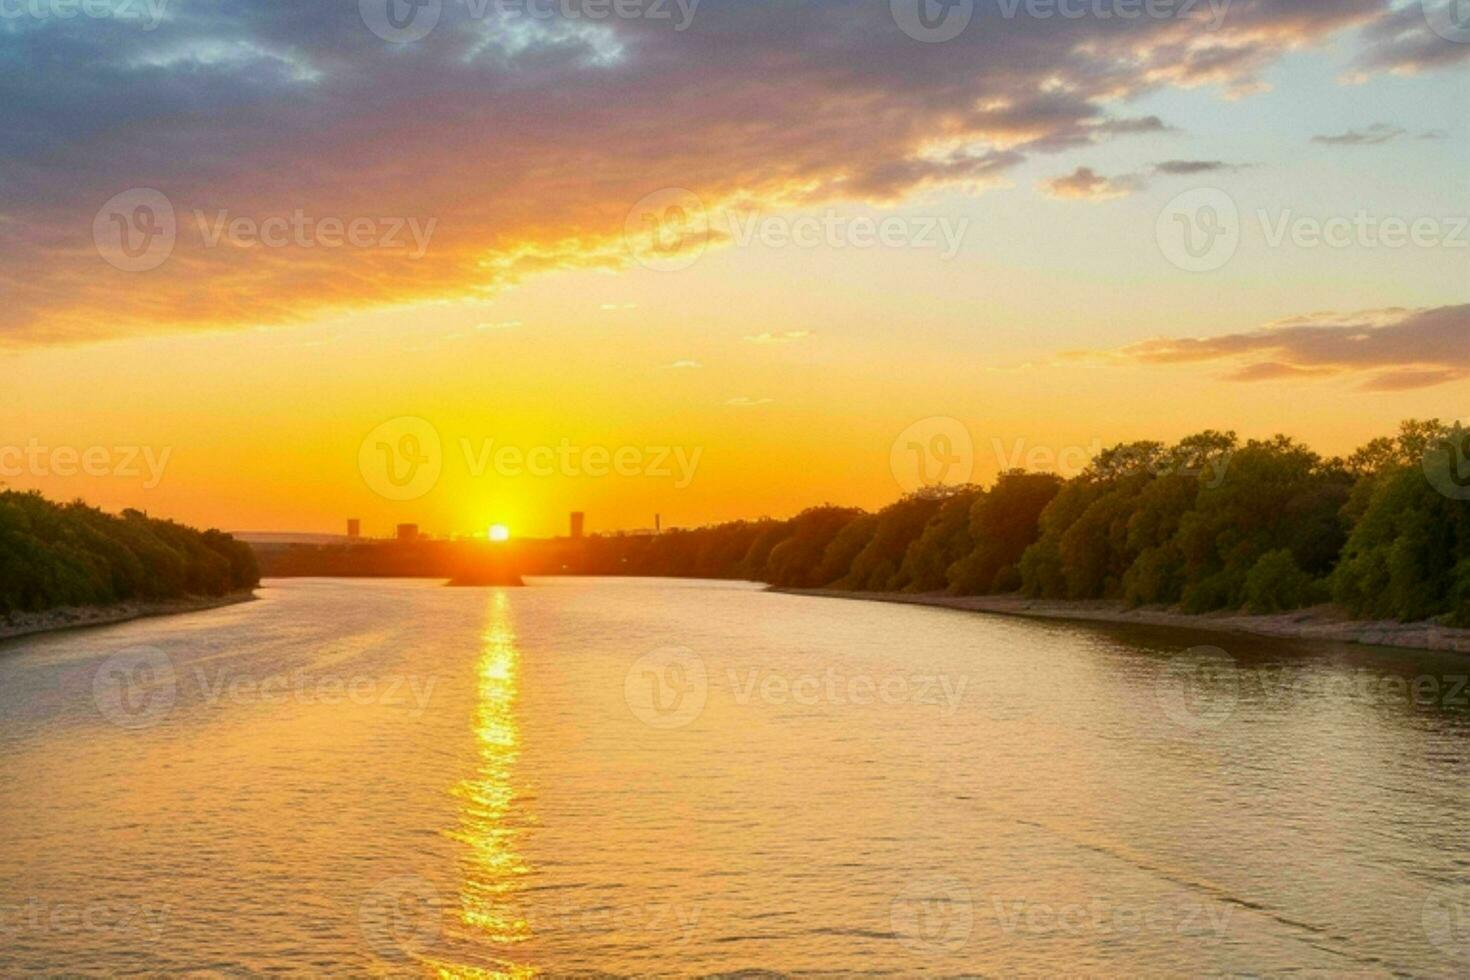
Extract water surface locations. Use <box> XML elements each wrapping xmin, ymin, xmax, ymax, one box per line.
<box><xmin>1</xmin><ymin>577</ymin><xmax>1467</xmax><ymax>975</ymax></box>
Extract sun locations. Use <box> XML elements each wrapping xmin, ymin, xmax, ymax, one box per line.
<box><xmin>488</xmin><ymin>524</ymin><xmax>511</xmax><ymax>542</ymax></box>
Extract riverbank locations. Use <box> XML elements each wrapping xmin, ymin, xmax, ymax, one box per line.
<box><xmin>772</xmin><ymin>588</ymin><xmax>1470</xmax><ymax>654</ymax></box>
<box><xmin>0</xmin><ymin>591</ymin><xmax>257</xmax><ymax>641</ymax></box>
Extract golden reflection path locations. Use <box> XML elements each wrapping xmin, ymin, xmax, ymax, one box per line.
<box><xmin>434</xmin><ymin>590</ymin><xmax>537</xmax><ymax>980</ymax></box>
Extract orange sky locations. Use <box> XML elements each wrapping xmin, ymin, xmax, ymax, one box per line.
<box><xmin>2</xmin><ymin>1</ymin><xmax>1467</xmax><ymax>537</ymax></box>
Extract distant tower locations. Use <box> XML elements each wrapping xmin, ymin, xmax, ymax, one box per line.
<box><xmin>396</xmin><ymin>523</ymin><xmax>419</xmax><ymax>542</ymax></box>
<box><xmin>655</xmin><ymin>513</ymin><xmax>661</xmax><ymax>534</ymax></box>
<box><xmin>347</xmin><ymin>519</ymin><xmax>361</xmax><ymax>538</ymax></box>
<box><xmin>570</xmin><ymin>512</ymin><xmax>585</xmax><ymax>539</ymax></box>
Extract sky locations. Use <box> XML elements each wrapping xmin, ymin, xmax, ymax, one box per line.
<box><xmin>0</xmin><ymin>0</ymin><xmax>1467</xmax><ymax>538</ymax></box>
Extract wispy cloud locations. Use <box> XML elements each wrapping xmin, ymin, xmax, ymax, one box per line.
<box><xmin>1311</xmin><ymin>123</ymin><xmax>1407</xmax><ymax>145</ymax></box>
<box><xmin>1043</xmin><ymin>160</ymin><xmax>1243</xmax><ymax>200</ymax></box>
<box><xmin>1094</xmin><ymin>305</ymin><xmax>1470</xmax><ymax>391</ymax></box>
<box><xmin>744</xmin><ymin>331</ymin><xmax>811</xmax><ymax>345</ymax></box>
<box><xmin>661</xmin><ymin>359</ymin><xmax>703</xmax><ymax>369</ymax></box>
<box><xmin>726</xmin><ymin>396</ymin><xmax>773</xmax><ymax>407</ymax></box>
<box><xmin>1152</xmin><ymin>160</ymin><xmax>1240</xmax><ymax>176</ymax></box>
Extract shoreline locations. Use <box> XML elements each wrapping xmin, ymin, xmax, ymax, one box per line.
<box><xmin>771</xmin><ymin>588</ymin><xmax>1470</xmax><ymax>655</ymax></box>
<box><xmin>0</xmin><ymin>591</ymin><xmax>257</xmax><ymax>642</ymax></box>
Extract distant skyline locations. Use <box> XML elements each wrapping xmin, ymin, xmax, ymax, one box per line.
<box><xmin>2</xmin><ymin>0</ymin><xmax>1467</xmax><ymax>537</ymax></box>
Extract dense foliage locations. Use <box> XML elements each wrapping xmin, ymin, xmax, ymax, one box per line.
<box><xmin>0</xmin><ymin>490</ymin><xmax>258</xmax><ymax>616</ymax></box>
<box><xmin>583</xmin><ymin>420</ymin><xmax>1470</xmax><ymax>625</ymax></box>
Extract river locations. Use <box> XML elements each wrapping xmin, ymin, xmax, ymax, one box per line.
<box><xmin>1</xmin><ymin>577</ymin><xmax>1467</xmax><ymax>975</ymax></box>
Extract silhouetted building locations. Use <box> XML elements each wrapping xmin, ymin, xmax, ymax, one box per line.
<box><xmin>655</xmin><ymin>513</ymin><xmax>661</xmax><ymax>534</ymax></box>
<box><xmin>570</xmin><ymin>512</ymin><xmax>585</xmax><ymax>539</ymax></box>
<box><xmin>396</xmin><ymin>523</ymin><xmax>419</xmax><ymax>542</ymax></box>
<box><xmin>347</xmin><ymin>519</ymin><xmax>361</xmax><ymax>538</ymax></box>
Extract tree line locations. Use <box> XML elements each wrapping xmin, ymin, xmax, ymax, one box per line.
<box><xmin>0</xmin><ymin>490</ymin><xmax>259</xmax><ymax>616</ymax></box>
<box><xmin>578</xmin><ymin>420</ymin><xmax>1470</xmax><ymax>625</ymax></box>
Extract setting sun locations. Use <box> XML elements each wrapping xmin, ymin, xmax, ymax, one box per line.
<box><xmin>488</xmin><ymin>524</ymin><xmax>511</xmax><ymax>542</ymax></box>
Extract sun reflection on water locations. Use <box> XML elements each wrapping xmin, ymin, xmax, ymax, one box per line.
<box><xmin>436</xmin><ymin>590</ymin><xmax>536</xmax><ymax>979</ymax></box>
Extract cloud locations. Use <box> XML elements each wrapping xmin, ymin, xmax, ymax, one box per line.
<box><xmin>744</xmin><ymin>330</ymin><xmax>811</xmax><ymax>344</ymax></box>
<box><xmin>1043</xmin><ymin>166</ymin><xmax>1142</xmax><ymax>200</ymax></box>
<box><xmin>1104</xmin><ymin>304</ymin><xmax>1470</xmax><ymax>390</ymax></box>
<box><xmin>1360</xmin><ymin>368</ymin><xmax>1464</xmax><ymax>391</ymax></box>
<box><xmin>1311</xmin><ymin>123</ymin><xmax>1407</xmax><ymax>145</ymax></box>
<box><xmin>1311</xmin><ymin>125</ymin><xmax>1448</xmax><ymax>144</ymax></box>
<box><xmin>1151</xmin><ymin>159</ymin><xmax>1240</xmax><ymax>175</ymax></box>
<box><xmin>1044</xmin><ymin>160</ymin><xmax>1242</xmax><ymax>199</ymax></box>
<box><xmin>661</xmin><ymin>359</ymin><xmax>703</xmax><ymax>369</ymax></box>
<box><xmin>477</xmin><ymin>320</ymin><xmax>522</xmax><ymax>330</ymax></box>
<box><xmin>1089</xmin><ymin>115</ymin><xmax>1178</xmax><ymax>137</ymax></box>
<box><xmin>725</xmin><ymin>396</ymin><xmax>773</xmax><ymax>407</ymax></box>
<box><xmin>1353</xmin><ymin>3</ymin><xmax>1470</xmax><ymax>76</ymax></box>
<box><xmin>0</xmin><ymin>0</ymin><xmax>1429</xmax><ymax>344</ymax></box>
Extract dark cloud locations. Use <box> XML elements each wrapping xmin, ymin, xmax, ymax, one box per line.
<box><xmin>1112</xmin><ymin>305</ymin><xmax>1470</xmax><ymax>390</ymax></box>
<box><xmin>1044</xmin><ymin>159</ymin><xmax>1243</xmax><ymax>199</ymax></box>
<box><xmin>1354</xmin><ymin>3</ymin><xmax>1470</xmax><ymax>76</ymax></box>
<box><xmin>1311</xmin><ymin>123</ymin><xmax>1407</xmax><ymax>145</ymax></box>
<box><xmin>0</xmin><ymin>0</ymin><xmax>1437</xmax><ymax>343</ymax></box>
<box><xmin>1151</xmin><ymin>159</ymin><xmax>1240</xmax><ymax>175</ymax></box>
